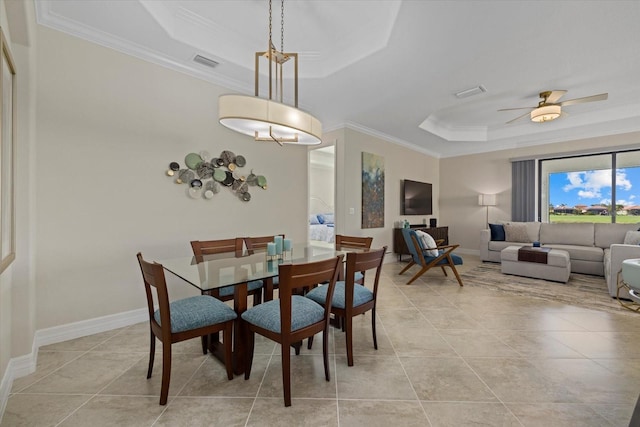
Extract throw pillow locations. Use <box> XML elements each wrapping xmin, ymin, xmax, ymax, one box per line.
<box><xmin>504</xmin><ymin>223</ymin><xmax>530</xmax><ymax>243</ymax></box>
<box><xmin>316</xmin><ymin>214</ymin><xmax>325</xmax><ymax>224</ymax></box>
<box><xmin>624</xmin><ymin>230</ymin><xmax>640</xmax><ymax>245</ymax></box>
<box><xmin>309</xmin><ymin>214</ymin><xmax>320</xmax><ymax>225</ymax></box>
<box><xmin>489</xmin><ymin>223</ymin><xmax>505</xmax><ymax>241</ymax></box>
<box><xmin>322</xmin><ymin>213</ymin><xmax>335</xmax><ymax>225</ymax></box>
<box><xmin>415</xmin><ymin>230</ymin><xmax>439</xmax><ymax>257</ymax></box>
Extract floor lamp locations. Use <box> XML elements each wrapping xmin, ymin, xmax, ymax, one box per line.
<box><xmin>478</xmin><ymin>194</ymin><xmax>497</xmax><ymax>227</ymax></box>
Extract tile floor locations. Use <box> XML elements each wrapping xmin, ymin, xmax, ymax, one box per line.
<box><xmin>3</xmin><ymin>255</ymin><xmax>640</xmax><ymax>426</ymax></box>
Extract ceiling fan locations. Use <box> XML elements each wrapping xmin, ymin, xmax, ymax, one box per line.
<box><xmin>499</xmin><ymin>90</ymin><xmax>608</xmax><ymax>124</ymax></box>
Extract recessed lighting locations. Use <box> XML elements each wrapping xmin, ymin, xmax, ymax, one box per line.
<box><xmin>454</xmin><ymin>85</ymin><xmax>487</xmax><ymax>99</ymax></box>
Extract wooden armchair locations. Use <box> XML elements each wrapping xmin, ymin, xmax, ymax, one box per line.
<box><xmin>244</xmin><ymin>235</ymin><xmax>285</xmax><ymax>301</ymax></box>
<box><xmin>398</xmin><ymin>228</ymin><xmax>464</xmax><ymax>286</ymax></box>
<box><xmin>335</xmin><ymin>234</ymin><xmax>373</xmax><ymax>284</ymax></box>
<box><xmin>136</xmin><ymin>253</ymin><xmax>237</xmax><ymax>405</ymax></box>
<box><xmin>241</xmin><ymin>255</ymin><xmax>344</xmax><ymax>406</ymax></box>
<box><xmin>306</xmin><ymin>247</ymin><xmax>387</xmax><ymax>366</ymax></box>
<box><xmin>190</xmin><ymin>238</ymin><xmax>263</xmax><ymax>306</ymax></box>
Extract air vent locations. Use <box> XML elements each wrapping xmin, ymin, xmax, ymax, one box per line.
<box><xmin>454</xmin><ymin>85</ymin><xmax>487</xmax><ymax>99</ymax></box>
<box><xmin>193</xmin><ymin>55</ymin><xmax>219</xmax><ymax>69</ymax></box>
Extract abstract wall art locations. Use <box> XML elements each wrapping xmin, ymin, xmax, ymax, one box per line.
<box><xmin>361</xmin><ymin>151</ymin><xmax>384</xmax><ymax>228</ymax></box>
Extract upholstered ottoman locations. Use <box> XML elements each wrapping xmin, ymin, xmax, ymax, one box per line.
<box><xmin>501</xmin><ymin>245</ymin><xmax>571</xmax><ymax>283</ymax></box>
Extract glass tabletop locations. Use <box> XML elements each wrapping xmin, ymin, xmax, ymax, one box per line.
<box><xmin>158</xmin><ymin>243</ymin><xmax>348</xmax><ymax>293</ymax></box>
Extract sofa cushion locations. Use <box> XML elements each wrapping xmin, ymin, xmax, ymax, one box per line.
<box><xmin>543</xmin><ymin>244</ymin><xmax>603</xmax><ymax>262</ymax></box>
<box><xmin>489</xmin><ymin>223</ymin><xmax>505</xmax><ymax>241</ymax></box>
<box><xmin>504</xmin><ymin>223</ymin><xmax>530</xmax><ymax>243</ymax></box>
<box><xmin>595</xmin><ymin>223</ymin><xmax>640</xmax><ymax>248</ymax></box>
<box><xmin>488</xmin><ymin>240</ymin><xmax>518</xmax><ymax>252</ymax></box>
<box><xmin>502</xmin><ymin>221</ymin><xmax>540</xmax><ymax>242</ymax></box>
<box><xmin>624</xmin><ymin>231</ymin><xmax>640</xmax><ymax>245</ymax></box>
<box><xmin>540</xmin><ymin>223</ymin><xmax>594</xmax><ymax>246</ymax></box>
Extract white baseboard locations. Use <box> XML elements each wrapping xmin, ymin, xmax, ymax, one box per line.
<box><xmin>456</xmin><ymin>248</ymin><xmax>480</xmax><ymax>256</ymax></box>
<box><xmin>0</xmin><ymin>308</ymin><xmax>147</xmax><ymax>421</ymax></box>
<box><xmin>34</xmin><ymin>308</ymin><xmax>147</xmax><ymax>348</ymax></box>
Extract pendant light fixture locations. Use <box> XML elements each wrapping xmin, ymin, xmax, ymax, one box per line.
<box><xmin>218</xmin><ymin>0</ymin><xmax>322</xmax><ymax>145</ymax></box>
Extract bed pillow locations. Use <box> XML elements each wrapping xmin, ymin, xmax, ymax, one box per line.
<box><xmin>415</xmin><ymin>230</ymin><xmax>439</xmax><ymax>257</ymax></box>
<box><xmin>309</xmin><ymin>214</ymin><xmax>320</xmax><ymax>225</ymax></box>
<box><xmin>316</xmin><ymin>214</ymin><xmax>325</xmax><ymax>224</ymax></box>
<box><xmin>322</xmin><ymin>213</ymin><xmax>334</xmax><ymax>225</ymax></box>
<box><xmin>489</xmin><ymin>223</ymin><xmax>505</xmax><ymax>241</ymax></box>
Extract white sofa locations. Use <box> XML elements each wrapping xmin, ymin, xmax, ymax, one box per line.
<box><xmin>480</xmin><ymin>222</ymin><xmax>640</xmax><ymax>297</ymax></box>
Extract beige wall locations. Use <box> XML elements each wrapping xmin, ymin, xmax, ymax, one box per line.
<box><xmin>1</xmin><ymin>0</ymin><xmax>38</xmax><ymax>390</ymax></box>
<box><xmin>34</xmin><ymin>26</ymin><xmax>309</xmax><ymax>328</ymax></box>
<box><xmin>440</xmin><ymin>133</ymin><xmax>640</xmax><ymax>252</ymax></box>
<box><xmin>333</xmin><ymin>128</ymin><xmax>440</xmax><ymax>255</ymax></box>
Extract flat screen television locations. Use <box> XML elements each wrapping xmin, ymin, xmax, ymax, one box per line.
<box><xmin>401</xmin><ymin>179</ymin><xmax>432</xmax><ymax>215</ymax></box>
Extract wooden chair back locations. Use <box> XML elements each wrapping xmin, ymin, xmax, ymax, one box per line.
<box><xmin>277</xmin><ymin>255</ymin><xmax>344</xmax><ymax>332</ymax></box>
<box><xmin>244</xmin><ymin>234</ymin><xmax>285</xmax><ymax>254</ymax></box>
<box><xmin>137</xmin><ymin>252</ymin><xmax>170</xmax><ymax>340</ymax></box>
<box><xmin>335</xmin><ymin>234</ymin><xmax>373</xmax><ymax>251</ymax></box>
<box><xmin>190</xmin><ymin>238</ymin><xmax>244</xmax><ymax>263</ymax></box>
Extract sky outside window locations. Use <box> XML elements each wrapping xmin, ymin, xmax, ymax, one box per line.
<box><xmin>549</xmin><ymin>167</ymin><xmax>640</xmax><ymax>208</ymax></box>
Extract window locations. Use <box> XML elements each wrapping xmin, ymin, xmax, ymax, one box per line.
<box><xmin>540</xmin><ymin>150</ymin><xmax>640</xmax><ymax>223</ymax></box>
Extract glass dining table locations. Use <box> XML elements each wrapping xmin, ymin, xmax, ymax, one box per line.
<box><xmin>157</xmin><ymin>243</ymin><xmax>351</xmax><ymax>375</ymax></box>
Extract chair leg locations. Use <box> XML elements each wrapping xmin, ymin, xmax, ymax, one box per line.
<box><xmin>307</xmin><ymin>335</ymin><xmax>314</xmax><ymax>350</ymax></box>
<box><xmin>399</xmin><ymin>260</ymin><xmax>416</xmax><ymax>275</ymax></box>
<box><xmin>159</xmin><ymin>341</ymin><xmax>171</xmax><ymax>405</ymax></box>
<box><xmin>323</xmin><ymin>330</ymin><xmax>331</xmax><ymax>381</ymax></box>
<box><xmin>281</xmin><ymin>342</ymin><xmax>292</xmax><ymax>407</ymax></box>
<box><xmin>147</xmin><ymin>331</ymin><xmax>155</xmax><ymax>379</ymax></box>
<box><xmin>223</xmin><ymin>322</ymin><xmax>234</xmax><ymax>380</ymax></box>
<box><xmin>252</xmin><ymin>291</ymin><xmax>262</xmax><ymax>307</ymax></box>
<box><xmin>345</xmin><ymin>315</ymin><xmax>354</xmax><ymax>367</ymax></box>
<box><xmin>407</xmin><ymin>267</ymin><xmax>429</xmax><ymax>285</ymax></box>
<box><xmin>244</xmin><ymin>326</ymin><xmax>255</xmax><ymax>380</ymax></box>
<box><xmin>200</xmin><ymin>335</ymin><xmax>208</xmax><ymax>354</ymax></box>
<box><xmin>293</xmin><ymin>341</ymin><xmax>302</xmax><ymax>355</ymax></box>
<box><xmin>440</xmin><ymin>266</ymin><xmax>448</xmax><ymax>276</ymax></box>
<box><xmin>371</xmin><ymin>308</ymin><xmax>378</xmax><ymax>350</ymax></box>
<box><xmin>449</xmin><ymin>261</ymin><xmax>464</xmax><ymax>286</ymax></box>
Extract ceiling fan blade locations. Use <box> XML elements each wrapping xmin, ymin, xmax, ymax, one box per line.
<box><xmin>559</xmin><ymin>93</ymin><xmax>608</xmax><ymax>107</ymax></box>
<box><xmin>505</xmin><ymin>111</ymin><xmax>531</xmax><ymax>124</ymax></box>
<box><xmin>498</xmin><ymin>107</ymin><xmax>535</xmax><ymax>111</ymax></box>
<box><xmin>545</xmin><ymin>90</ymin><xmax>568</xmax><ymax>104</ymax></box>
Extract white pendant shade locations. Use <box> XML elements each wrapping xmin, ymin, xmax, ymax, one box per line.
<box><xmin>219</xmin><ymin>94</ymin><xmax>322</xmax><ymax>145</ymax></box>
<box><xmin>530</xmin><ymin>105</ymin><xmax>561</xmax><ymax>123</ymax></box>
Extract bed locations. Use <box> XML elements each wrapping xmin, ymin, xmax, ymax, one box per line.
<box><xmin>309</xmin><ymin>213</ymin><xmax>335</xmax><ymax>244</ymax></box>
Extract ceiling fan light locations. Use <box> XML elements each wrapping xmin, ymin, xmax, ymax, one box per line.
<box><xmin>530</xmin><ymin>105</ymin><xmax>561</xmax><ymax>123</ymax></box>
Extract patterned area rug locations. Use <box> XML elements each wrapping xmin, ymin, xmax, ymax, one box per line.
<box><xmin>460</xmin><ymin>262</ymin><xmax>633</xmax><ymax>315</ymax></box>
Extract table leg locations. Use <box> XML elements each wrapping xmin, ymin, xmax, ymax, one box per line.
<box><xmin>232</xmin><ymin>282</ymin><xmax>249</xmax><ymax>375</ymax></box>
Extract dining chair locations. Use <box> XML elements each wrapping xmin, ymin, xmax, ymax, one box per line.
<box><xmin>399</xmin><ymin>228</ymin><xmax>464</xmax><ymax>286</ymax></box>
<box><xmin>335</xmin><ymin>234</ymin><xmax>373</xmax><ymax>284</ymax></box>
<box><xmin>244</xmin><ymin>234</ymin><xmax>285</xmax><ymax>300</ymax></box>
<box><xmin>241</xmin><ymin>254</ymin><xmax>344</xmax><ymax>407</ymax></box>
<box><xmin>190</xmin><ymin>238</ymin><xmax>264</xmax><ymax>306</ymax></box>
<box><xmin>136</xmin><ymin>253</ymin><xmax>237</xmax><ymax>405</ymax></box>
<box><xmin>305</xmin><ymin>246</ymin><xmax>386</xmax><ymax>366</ymax></box>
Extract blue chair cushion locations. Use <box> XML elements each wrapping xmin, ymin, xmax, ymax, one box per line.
<box><xmin>241</xmin><ymin>296</ymin><xmax>324</xmax><ymax>333</ymax></box>
<box><xmin>154</xmin><ymin>295</ymin><xmax>237</xmax><ymax>334</ymax></box>
<box><xmin>424</xmin><ymin>251</ymin><xmax>464</xmax><ymax>266</ymax></box>
<box><xmin>354</xmin><ymin>272</ymin><xmax>364</xmax><ymax>282</ymax></box>
<box><xmin>305</xmin><ymin>281</ymin><xmax>373</xmax><ymax>309</ymax></box>
<box><xmin>218</xmin><ymin>280</ymin><xmax>263</xmax><ymax>297</ymax></box>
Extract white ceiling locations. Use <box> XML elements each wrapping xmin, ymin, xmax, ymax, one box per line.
<box><xmin>35</xmin><ymin>0</ymin><xmax>640</xmax><ymax>157</ymax></box>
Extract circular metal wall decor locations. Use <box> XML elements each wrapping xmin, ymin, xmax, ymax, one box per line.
<box><xmin>165</xmin><ymin>151</ymin><xmax>267</xmax><ymax>202</ymax></box>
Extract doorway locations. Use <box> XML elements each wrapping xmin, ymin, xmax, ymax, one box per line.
<box><xmin>309</xmin><ymin>145</ymin><xmax>335</xmax><ymax>247</ymax></box>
